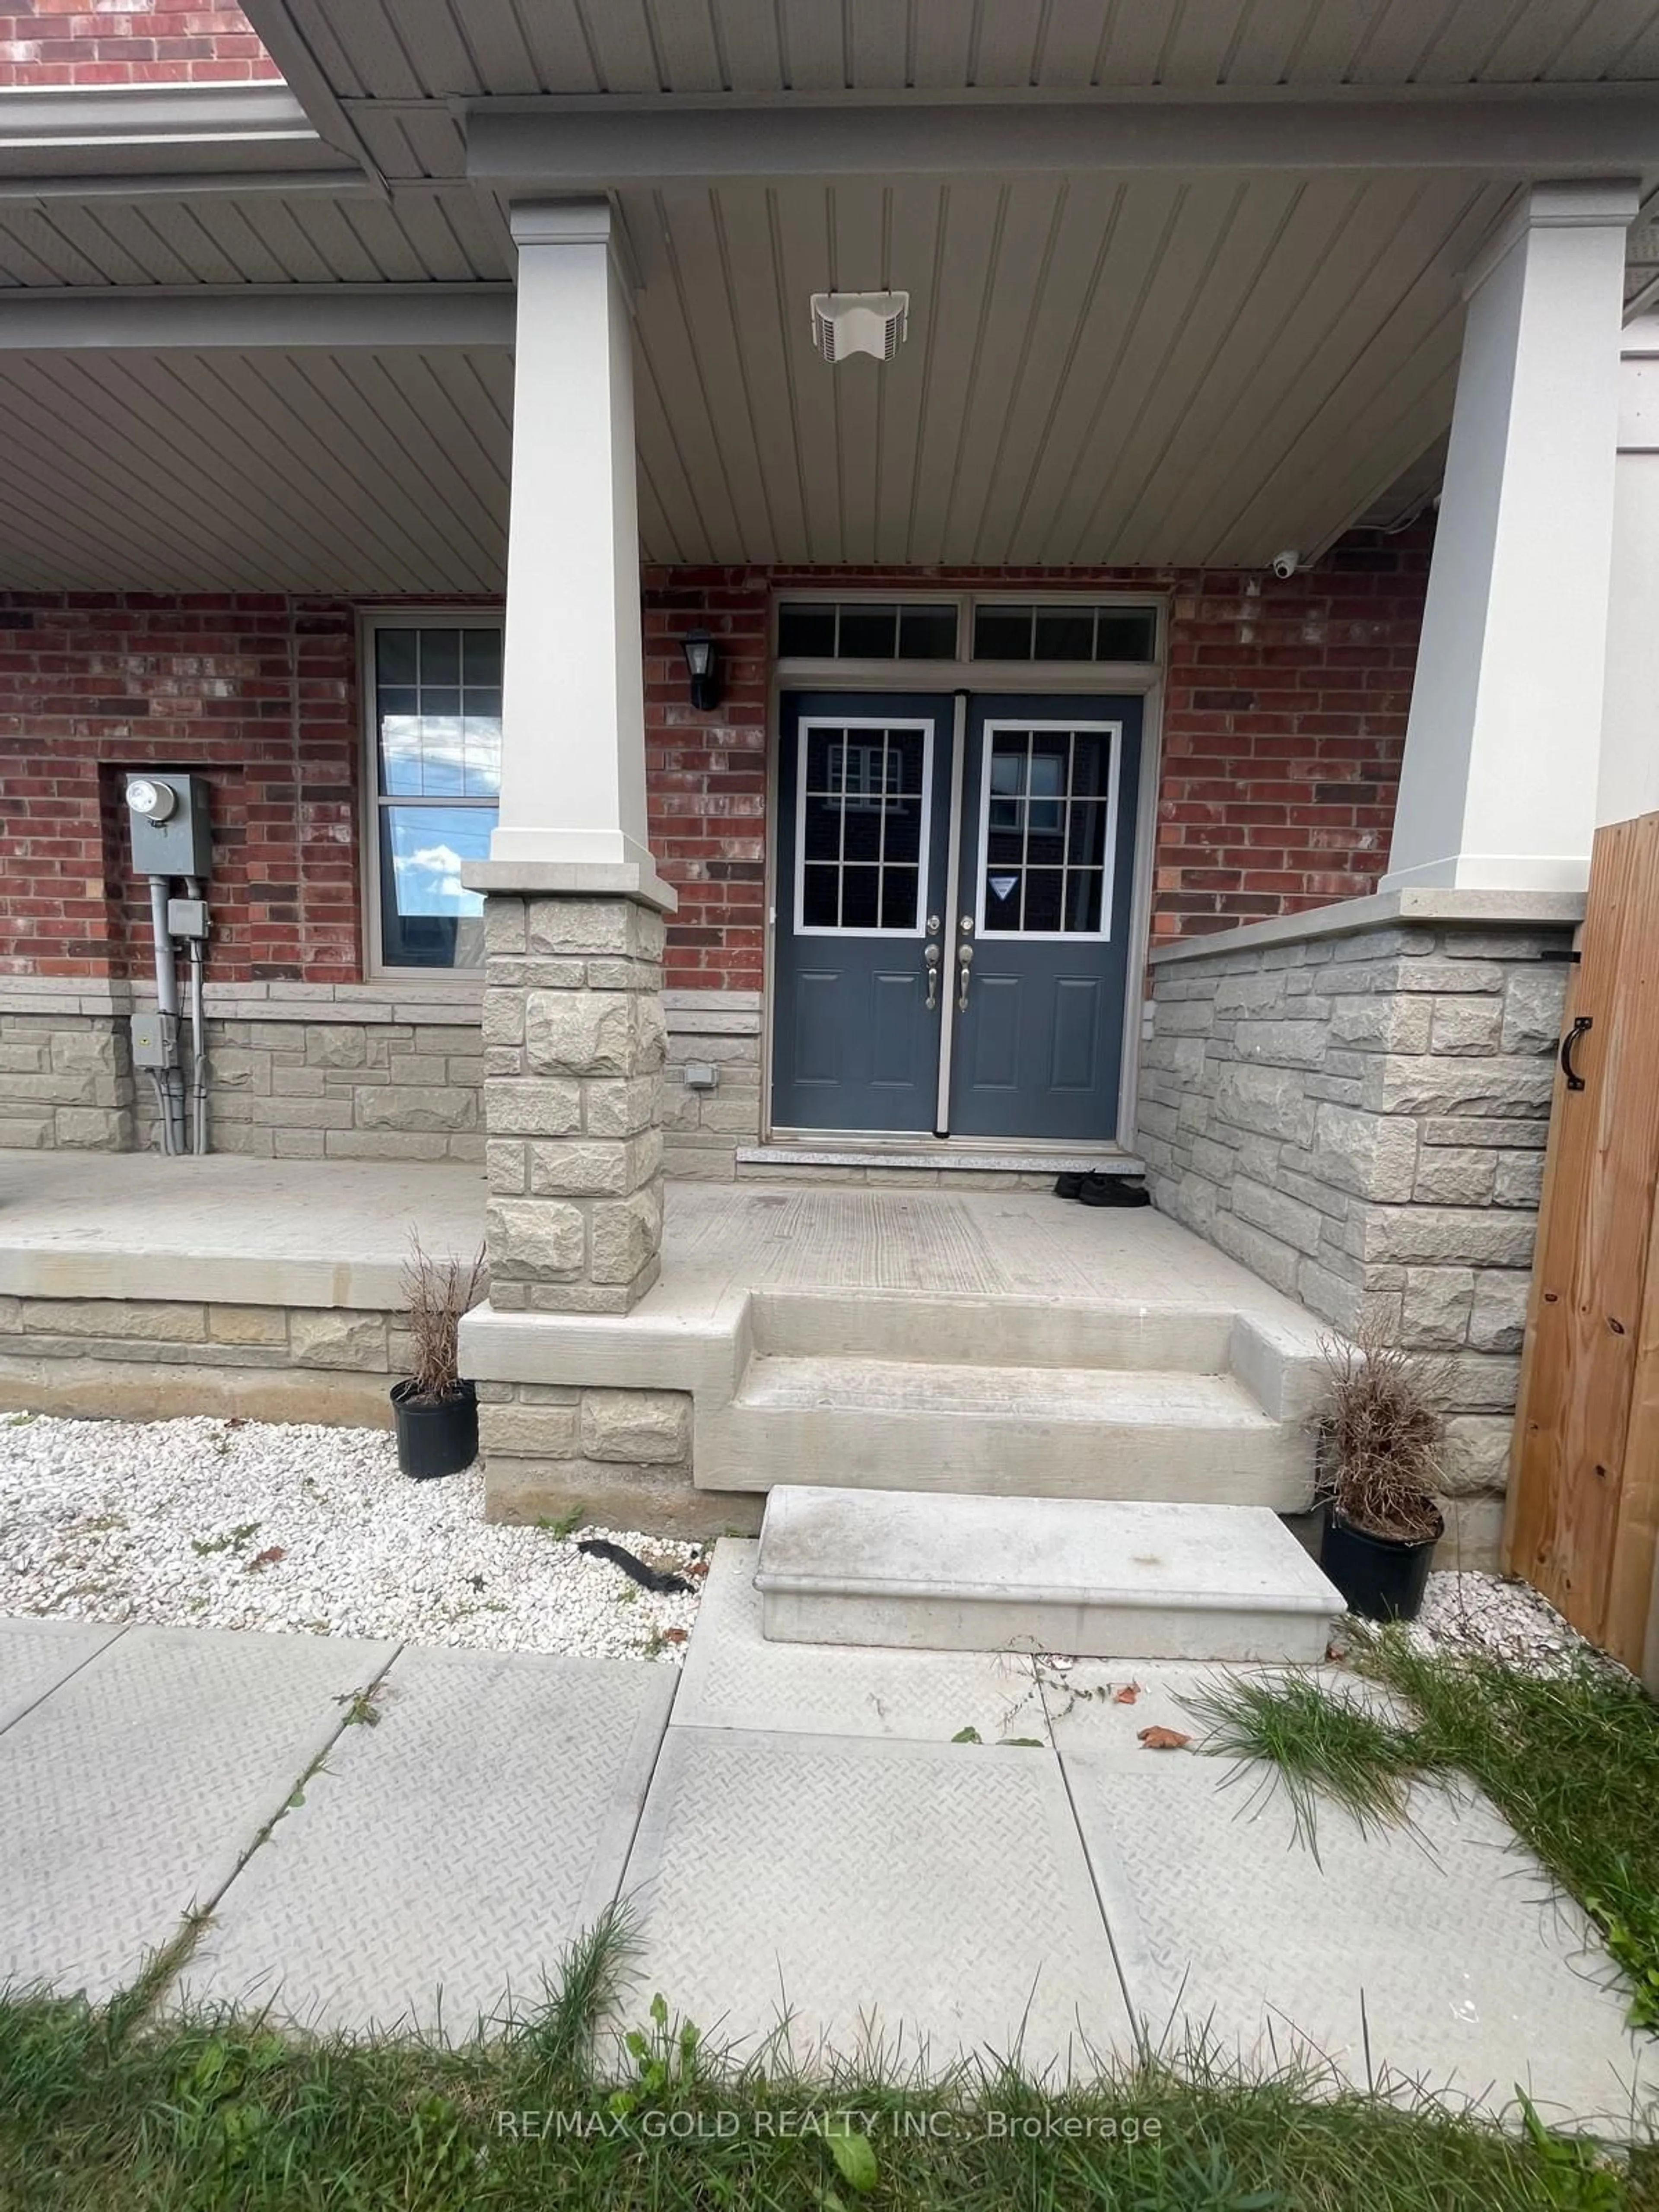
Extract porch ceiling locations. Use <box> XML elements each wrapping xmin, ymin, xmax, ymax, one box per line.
<box><xmin>0</xmin><ymin>346</ymin><xmax>510</xmax><ymax>593</ymax></box>
<box><xmin>0</xmin><ymin>165</ymin><xmax>1501</xmax><ymax>587</ymax></box>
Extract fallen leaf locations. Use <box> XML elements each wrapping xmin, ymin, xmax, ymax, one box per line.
<box><xmin>247</xmin><ymin>1546</ymin><xmax>286</xmax><ymax>1573</ymax></box>
<box><xmin>1137</xmin><ymin>1725</ymin><xmax>1191</xmax><ymax>1751</ymax></box>
<box><xmin>662</xmin><ymin>1626</ymin><xmax>688</xmax><ymax>1645</ymax></box>
<box><xmin>1326</xmin><ymin>1638</ymin><xmax>1349</xmax><ymax>1663</ymax></box>
<box><xmin>951</xmin><ymin>1726</ymin><xmax>982</xmax><ymax>1745</ymax></box>
<box><xmin>1113</xmin><ymin>1683</ymin><xmax>1141</xmax><ymax>1705</ymax></box>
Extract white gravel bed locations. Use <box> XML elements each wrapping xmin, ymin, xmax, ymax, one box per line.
<box><xmin>1401</xmin><ymin>1567</ymin><xmax>1597</xmax><ymax>1675</ymax></box>
<box><xmin>0</xmin><ymin>1413</ymin><xmax>703</xmax><ymax>1662</ymax></box>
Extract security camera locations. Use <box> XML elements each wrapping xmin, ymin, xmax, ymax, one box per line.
<box><xmin>1270</xmin><ymin>550</ymin><xmax>1300</xmax><ymax>581</ymax></box>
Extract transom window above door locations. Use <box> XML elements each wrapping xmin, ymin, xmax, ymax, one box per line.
<box><xmin>366</xmin><ymin>615</ymin><xmax>503</xmax><ymax>971</ymax></box>
<box><xmin>776</xmin><ymin>595</ymin><xmax>1161</xmax><ymax>667</ymax></box>
<box><xmin>777</xmin><ymin>601</ymin><xmax>959</xmax><ymax>660</ymax></box>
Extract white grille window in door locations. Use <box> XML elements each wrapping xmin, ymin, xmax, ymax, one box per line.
<box><xmin>980</xmin><ymin>722</ymin><xmax>1119</xmax><ymax>939</ymax></box>
<box><xmin>797</xmin><ymin>719</ymin><xmax>932</xmax><ymax>935</ymax></box>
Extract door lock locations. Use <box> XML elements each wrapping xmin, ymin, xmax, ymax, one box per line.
<box><xmin>959</xmin><ymin>915</ymin><xmax>975</xmax><ymax>934</ymax></box>
<box><xmin>923</xmin><ymin>942</ymin><xmax>941</xmax><ymax>1011</ymax></box>
<box><xmin>956</xmin><ymin>940</ymin><xmax>974</xmax><ymax>1012</ymax></box>
<box><xmin>926</xmin><ymin>913</ymin><xmax>941</xmax><ymax>934</ymax></box>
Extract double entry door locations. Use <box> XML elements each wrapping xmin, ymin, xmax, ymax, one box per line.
<box><xmin>772</xmin><ymin>689</ymin><xmax>1144</xmax><ymax>1142</ymax></box>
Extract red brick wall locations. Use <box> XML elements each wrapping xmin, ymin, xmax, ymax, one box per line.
<box><xmin>644</xmin><ymin>525</ymin><xmax>1432</xmax><ymax>979</ymax></box>
<box><xmin>0</xmin><ymin>594</ymin><xmax>359</xmax><ymax>983</ymax></box>
<box><xmin>0</xmin><ymin>534</ymin><xmax>1429</xmax><ymax>992</ymax></box>
<box><xmin>0</xmin><ymin>2</ymin><xmax>277</xmax><ymax>86</ymax></box>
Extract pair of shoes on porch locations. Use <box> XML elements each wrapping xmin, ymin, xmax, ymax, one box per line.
<box><xmin>1054</xmin><ymin>1172</ymin><xmax>1152</xmax><ymax>1208</ymax></box>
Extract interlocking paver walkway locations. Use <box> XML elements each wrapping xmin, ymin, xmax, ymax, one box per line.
<box><xmin>2</xmin><ymin>1545</ymin><xmax>1653</xmax><ymax>2127</ymax></box>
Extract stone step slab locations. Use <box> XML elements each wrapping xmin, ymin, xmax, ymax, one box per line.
<box><xmin>754</xmin><ymin>1486</ymin><xmax>1343</xmax><ymax>1662</ymax></box>
<box><xmin>709</xmin><ymin>1355</ymin><xmax>1309</xmax><ymax>1508</ymax></box>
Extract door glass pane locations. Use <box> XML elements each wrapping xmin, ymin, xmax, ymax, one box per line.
<box><xmin>1023</xmin><ymin>870</ymin><xmax>1064</xmax><ymax>931</ymax></box>
<box><xmin>801</xmin><ymin>864</ymin><xmax>839</xmax><ymax>926</ymax></box>
<box><xmin>841</xmin><ymin>865</ymin><xmax>880</xmax><ymax>928</ymax></box>
<box><xmin>880</xmin><ymin>866</ymin><xmax>919</xmax><ymax>929</ymax></box>
<box><xmin>796</xmin><ymin>723</ymin><xmax>929</xmax><ymax>933</ymax></box>
<box><xmin>980</xmin><ymin>726</ymin><xmax>1114</xmax><ymax>937</ymax></box>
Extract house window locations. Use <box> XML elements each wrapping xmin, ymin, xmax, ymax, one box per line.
<box><xmin>971</xmin><ymin>603</ymin><xmax>1158</xmax><ymax>664</ymax></box>
<box><xmin>367</xmin><ymin>618</ymin><xmax>502</xmax><ymax>969</ymax></box>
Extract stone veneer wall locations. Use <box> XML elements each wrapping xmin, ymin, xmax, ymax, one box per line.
<box><xmin>0</xmin><ymin>1009</ymin><xmax>134</xmax><ymax>1150</ymax></box>
<box><xmin>0</xmin><ymin>1294</ymin><xmax>407</xmax><ymax>1425</ymax></box>
<box><xmin>1137</xmin><ymin>908</ymin><xmax>1576</xmax><ymax>1539</ymax></box>
<box><xmin>0</xmin><ymin>980</ymin><xmax>761</xmax><ymax>1173</ymax></box>
<box><xmin>477</xmin><ymin>1381</ymin><xmax>759</xmax><ymax>1539</ymax></box>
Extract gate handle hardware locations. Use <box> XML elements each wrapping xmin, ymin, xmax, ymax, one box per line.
<box><xmin>923</xmin><ymin>942</ymin><xmax>941</xmax><ymax>1012</ymax></box>
<box><xmin>957</xmin><ymin>941</ymin><xmax>974</xmax><ymax>1012</ymax></box>
<box><xmin>1560</xmin><ymin>1015</ymin><xmax>1592</xmax><ymax>1092</ymax></box>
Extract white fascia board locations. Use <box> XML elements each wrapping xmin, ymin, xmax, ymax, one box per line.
<box><xmin>0</xmin><ymin>284</ymin><xmax>515</xmax><ymax>350</ymax></box>
<box><xmin>467</xmin><ymin>86</ymin><xmax>1659</xmax><ymax>185</ymax></box>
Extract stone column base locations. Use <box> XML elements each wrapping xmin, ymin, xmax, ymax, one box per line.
<box><xmin>479</xmin><ymin>889</ymin><xmax>669</xmax><ymax>1317</ymax></box>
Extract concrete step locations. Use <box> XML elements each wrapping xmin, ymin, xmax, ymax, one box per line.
<box><xmin>748</xmin><ymin>1289</ymin><xmax>1238</xmax><ymax>1373</ymax></box>
<box><xmin>702</xmin><ymin>1353</ymin><xmax>1309</xmax><ymax>1508</ymax></box>
<box><xmin>754</xmin><ymin>1485</ymin><xmax>1343</xmax><ymax>1662</ymax></box>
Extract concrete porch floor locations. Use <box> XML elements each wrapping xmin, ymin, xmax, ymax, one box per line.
<box><xmin>0</xmin><ymin>1575</ymin><xmax>1651</xmax><ymax>2127</ymax></box>
<box><xmin>0</xmin><ymin>1149</ymin><xmax>1312</xmax><ymax>1322</ymax></box>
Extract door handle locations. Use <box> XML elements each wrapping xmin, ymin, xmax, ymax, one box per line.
<box><xmin>956</xmin><ymin>941</ymin><xmax>974</xmax><ymax>1012</ymax></box>
<box><xmin>1560</xmin><ymin>1014</ymin><xmax>1592</xmax><ymax>1092</ymax></box>
<box><xmin>923</xmin><ymin>943</ymin><xmax>940</xmax><ymax>1012</ymax></box>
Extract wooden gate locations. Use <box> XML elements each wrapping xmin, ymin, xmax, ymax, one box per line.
<box><xmin>1504</xmin><ymin>812</ymin><xmax>1659</xmax><ymax>1684</ymax></box>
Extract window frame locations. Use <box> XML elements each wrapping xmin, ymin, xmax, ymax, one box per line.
<box><xmin>359</xmin><ymin>607</ymin><xmax>506</xmax><ymax>980</ymax></box>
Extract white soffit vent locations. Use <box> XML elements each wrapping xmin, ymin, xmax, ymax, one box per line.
<box><xmin>810</xmin><ymin>290</ymin><xmax>910</xmax><ymax>363</ymax></box>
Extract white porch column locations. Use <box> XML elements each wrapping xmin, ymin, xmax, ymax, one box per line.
<box><xmin>478</xmin><ymin>200</ymin><xmax>668</xmax><ymax>899</ymax></box>
<box><xmin>1382</xmin><ymin>180</ymin><xmax>1638</xmax><ymax>894</ymax></box>
<box><xmin>464</xmin><ymin>199</ymin><xmax>674</xmax><ymax>1325</ymax></box>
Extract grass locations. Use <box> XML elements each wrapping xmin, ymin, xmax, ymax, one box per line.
<box><xmin>1189</xmin><ymin>1621</ymin><xmax>1659</xmax><ymax>2034</ymax></box>
<box><xmin>0</xmin><ymin>1905</ymin><xmax>1650</xmax><ymax>2211</ymax></box>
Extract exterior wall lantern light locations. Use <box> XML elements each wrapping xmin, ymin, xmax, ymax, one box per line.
<box><xmin>682</xmin><ymin>629</ymin><xmax>721</xmax><ymax>712</ymax></box>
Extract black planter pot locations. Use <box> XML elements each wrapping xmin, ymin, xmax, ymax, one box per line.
<box><xmin>1319</xmin><ymin>1506</ymin><xmax>1442</xmax><ymax>1622</ymax></box>
<box><xmin>391</xmin><ymin>1378</ymin><xmax>478</xmax><ymax>1480</ymax></box>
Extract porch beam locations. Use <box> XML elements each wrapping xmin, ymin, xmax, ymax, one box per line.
<box><xmin>1382</xmin><ymin>179</ymin><xmax>1638</xmax><ymax>895</ymax></box>
<box><xmin>465</xmin><ymin>86</ymin><xmax>1659</xmax><ymax>188</ymax></box>
<box><xmin>0</xmin><ymin>286</ymin><xmax>515</xmax><ymax>350</ymax></box>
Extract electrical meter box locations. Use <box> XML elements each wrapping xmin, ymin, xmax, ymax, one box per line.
<box><xmin>124</xmin><ymin>772</ymin><xmax>212</xmax><ymax>878</ymax></box>
<box><xmin>130</xmin><ymin>1011</ymin><xmax>178</xmax><ymax>1070</ymax></box>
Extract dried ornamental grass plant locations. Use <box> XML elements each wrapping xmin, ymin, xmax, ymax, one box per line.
<box><xmin>401</xmin><ymin>1235</ymin><xmax>486</xmax><ymax>1403</ymax></box>
<box><xmin>1318</xmin><ymin>1325</ymin><xmax>1447</xmax><ymax>1545</ymax></box>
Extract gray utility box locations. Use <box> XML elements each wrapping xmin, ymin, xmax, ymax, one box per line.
<box><xmin>130</xmin><ymin>1011</ymin><xmax>179</xmax><ymax>1071</ymax></box>
<box><xmin>126</xmin><ymin>772</ymin><xmax>212</xmax><ymax>878</ymax></box>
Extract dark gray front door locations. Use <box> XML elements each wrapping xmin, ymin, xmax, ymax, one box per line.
<box><xmin>771</xmin><ymin>688</ymin><xmax>1142</xmax><ymax>1142</ymax></box>
<box><xmin>947</xmin><ymin>694</ymin><xmax>1144</xmax><ymax>1141</ymax></box>
<box><xmin>771</xmin><ymin>691</ymin><xmax>953</xmax><ymax>1133</ymax></box>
